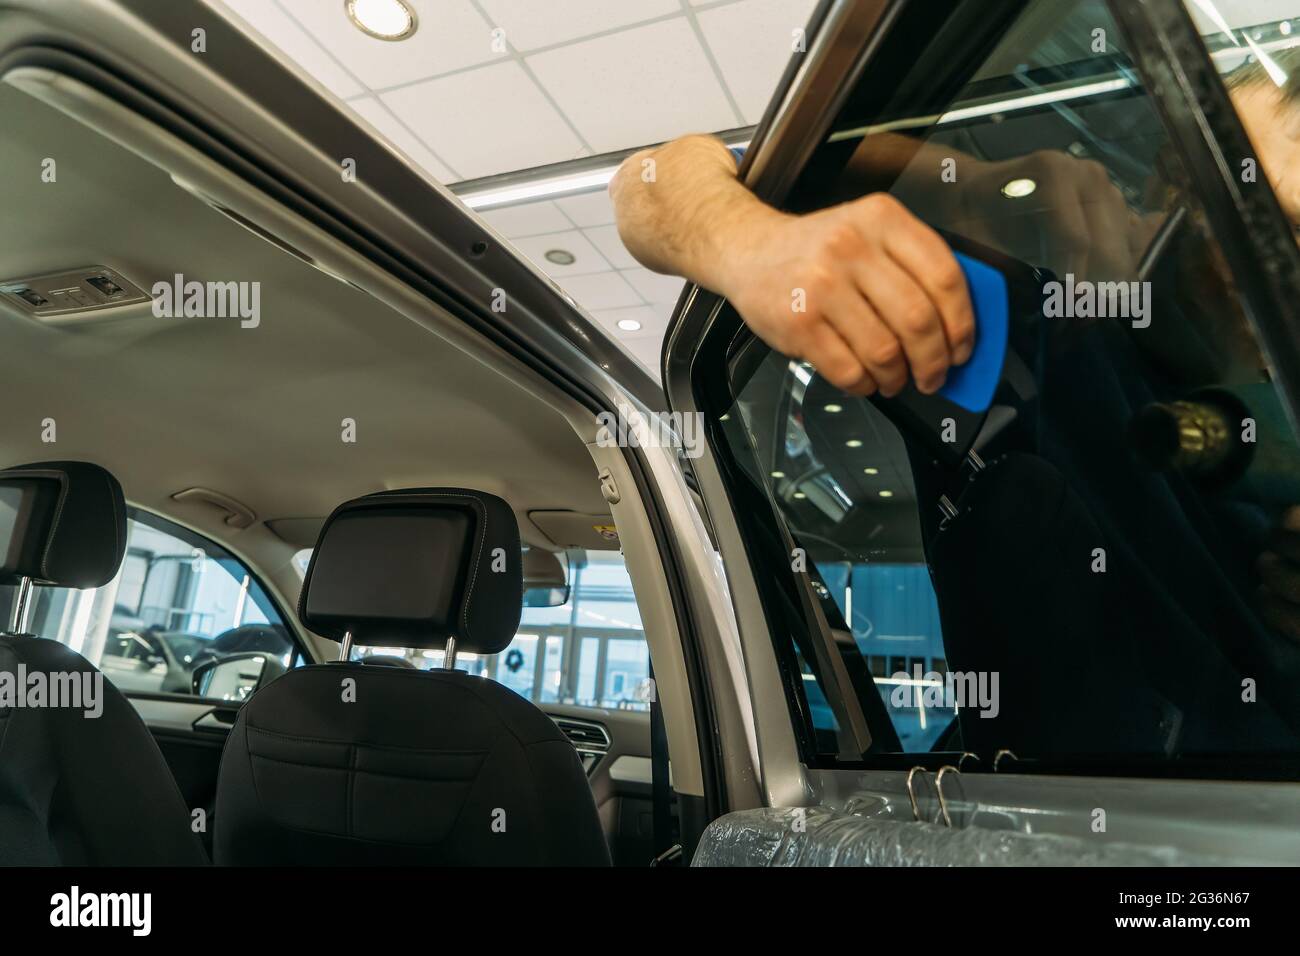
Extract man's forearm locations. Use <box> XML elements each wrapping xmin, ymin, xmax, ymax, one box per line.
<box><xmin>608</xmin><ymin>132</ymin><xmax>974</xmax><ymax>399</ymax></box>
<box><xmin>609</xmin><ymin>134</ymin><xmax>785</xmax><ymax>299</ymax></box>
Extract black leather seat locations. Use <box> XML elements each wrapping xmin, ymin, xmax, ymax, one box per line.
<box><xmin>0</xmin><ymin>461</ymin><xmax>208</xmax><ymax>865</ymax></box>
<box><xmin>213</xmin><ymin>488</ymin><xmax>610</xmax><ymax>866</ymax></box>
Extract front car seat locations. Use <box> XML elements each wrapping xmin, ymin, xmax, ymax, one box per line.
<box><xmin>0</xmin><ymin>461</ymin><xmax>208</xmax><ymax>865</ymax></box>
<box><xmin>213</xmin><ymin>488</ymin><xmax>610</xmax><ymax>866</ymax></box>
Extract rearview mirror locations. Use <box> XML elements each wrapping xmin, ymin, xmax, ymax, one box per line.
<box><xmin>523</xmin><ymin>585</ymin><xmax>570</xmax><ymax>608</ymax></box>
<box><xmin>191</xmin><ymin>652</ymin><xmax>283</xmax><ymax>700</ymax></box>
<box><xmin>522</xmin><ymin>548</ymin><xmax>570</xmax><ymax>607</ymax></box>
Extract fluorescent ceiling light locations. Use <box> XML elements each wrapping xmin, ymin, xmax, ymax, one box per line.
<box><xmin>829</xmin><ymin>78</ymin><xmax>1133</xmax><ymax>142</ymax></box>
<box><xmin>345</xmin><ymin>0</ymin><xmax>418</xmax><ymax>41</ymax></box>
<box><xmin>459</xmin><ymin>141</ymin><xmax>750</xmax><ymax>211</ymax></box>
<box><xmin>1244</xmin><ymin>33</ymin><xmax>1289</xmax><ymax>85</ymax></box>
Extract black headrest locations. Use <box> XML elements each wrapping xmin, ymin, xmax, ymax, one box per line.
<box><xmin>0</xmin><ymin>461</ymin><xmax>126</xmax><ymax>589</ymax></box>
<box><xmin>299</xmin><ymin>488</ymin><xmax>522</xmax><ymax>654</ymax></box>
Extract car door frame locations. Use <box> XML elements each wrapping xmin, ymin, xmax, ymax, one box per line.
<box><xmin>0</xmin><ymin>0</ymin><xmax>771</xmax><ymax>854</ymax></box>
<box><xmin>664</xmin><ymin>0</ymin><xmax>1300</xmax><ymax>859</ymax></box>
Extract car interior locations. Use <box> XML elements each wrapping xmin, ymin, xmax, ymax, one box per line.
<box><xmin>0</xmin><ymin>71</ymin><xmax>674</xmax><ymax>866</ymax></box>
<box><xmin>5</xmin><ymin>0</ymin><xmax>1300</xmax><ymax>888</ymax></box>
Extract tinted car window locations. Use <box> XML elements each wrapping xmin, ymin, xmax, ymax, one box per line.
<box><xmin>711</xmin><ymin>0</ymin><xmax>1300</xmax><ymax>773</ymax></box>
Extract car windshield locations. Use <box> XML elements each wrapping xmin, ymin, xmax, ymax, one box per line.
<box><xmin>713</xmin><ymin>0</ymin><xmax>1300</xmax><ymax>771</ymax></box>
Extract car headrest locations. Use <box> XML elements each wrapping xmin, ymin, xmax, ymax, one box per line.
<box><xmin>299</xmin><ymin>488</ymin><xmax>522</xmax><ymax>654</ymax></box>
<box><xmin>0</xmin><ymin>460</ymin><xmax>126</xmax><ymax>589</ymax></box>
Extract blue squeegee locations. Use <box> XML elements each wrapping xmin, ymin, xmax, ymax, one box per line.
<box><xmin>935</xmin><ymin>251</ymin><xmax>1010</xmax><ymax>414</ymax></box>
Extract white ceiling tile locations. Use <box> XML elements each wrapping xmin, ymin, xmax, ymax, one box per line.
<box><xmin>511</xmin><ymin>230</ymin><xmax>613</xmax><ymax>277</ymax></box>
<box><xmin>213</xmin><ymin>0</ymin><xmax>364</xmax><ymax>98</ymax></box>
<box><xmin>621</xmin><ymin>267</ymin><xmax>686</xmax><ymax>304</ymax></box>
<box><xmin>696</xmin><ymin>0</ymin><xmax>819</xmax><ymax>124</ymax></box>
<box><xmin>477</xmin><ymin>201</ymin><xmax>572</xmax><ymax>238</ymax></box>
<box><xmin>526</xmin><ymin>19</ymin><xmax>737</xmax><ymax>153</ymax></box>
<box><xmin>615</xmin><ymin>335</ymin><xmax>664</xmax><ymax>377</ymax></box>
<box><xmin>381</xmin><ymin>62</ymin><xmax>585</xmax><ymax>179</ymax></box>
<box><xmin>278</xmin><ymin>0</ymin><xmax>506</xmax><ymax>89</ymax></box>
<box><xmin>554</xmin><ymin>190</ymin><xmax>616</xmax><ymax>228</ymax></box>
<box><xmin>589</xmin><ymin>306</ymin><xmax>666</xmax><ymax>373</ymax></box>
<box><xmin>583</xmin><ymin>224</ymin><xmax>641</xmax><ymax>270</ymax></box>
<box><xmin>479</xmin><ymin>0</ymin><xmax>682</xmax><ymax>51</ymax></box>
<box><xmin>560</xmin><ymin>272</ymin><xmax>644</xmax><ymax>310</ymax></box>
<box><xmin>346</xmin><ymin>97</ymin><xmax>454</xmax><ymax>181</ymax></box>
<box><xmin>590</xmin><ymin>305</ymin><xmax>661</xmax><ymax>334</ymax></box>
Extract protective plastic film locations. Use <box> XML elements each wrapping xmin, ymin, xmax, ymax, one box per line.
<box><xmin>691</xmin><ymin>806</ymin><xmax>1221</xmax><ymax>867</ymax></box>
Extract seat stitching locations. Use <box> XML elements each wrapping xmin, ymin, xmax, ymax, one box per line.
<box><xmin>244</xmin><ymin>724</ymin><xmax>490</xmax><ymax>755</ymax></box>
<box><xmin>248</xmin><ymin>751</ymin><xmax>484</xmax><ymax>782</ymax></box>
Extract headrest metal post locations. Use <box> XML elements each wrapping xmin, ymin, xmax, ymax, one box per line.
<box><xmin>443</xmin><ymin>635</ymin><xmax>457</xmax><ymax>670</ymax></box>
<box><xmin>9</xmin><ymin>577</ymin><xmax>33</xmax><ymax>634</ymax></box>
<box><xmin>339</xmin><ymin>629</ymin><xmax>354</xmax><ymax>663</ymax></box>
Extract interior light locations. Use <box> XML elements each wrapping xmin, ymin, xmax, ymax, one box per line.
<box><xmin>863</xmin><ymin>467</ymin><xmax>879</xmax><ymax>475</ymax></box>
<box><xmin>878</xmin><ymin>490</ymin><xmax>894</xmax><ymax>498</ymax></box>
<box><xmin>771</xmin><ymin>471</ymin><xmax>785</xmax><ymax>479</ymax></box>
<box><xmin>616</xmin><ymin>318</ymin><xmax>642</xmax><ymax>332</ymax></box>
<box><xmin>345</xmin><ymin>0</ymin><xmax>418</xmax><ymax>41</ymax></box>
<box><xmin>544</xmin><ymin>249</ymin><xmax>576</xmax><ymax>266</ymax></box>
<box><xmin>1001</xmin><ymin>178</ymin><xmax>1037</xmax><ymax>199</ymax></box>
<box><xmin>845</xmin><ymin>439</ymin><xmax>863</xmax><ymax>448</ymax></box>
<box><xmin>458</xmin><ymin>139</ymin><xmax>750</xmax><ymax>210</ymax></box>
<box><xmin>793</xmin><ymin>492</ymin><xmax>807</xmax><ymax>500</ymax></box>
<box><xmin>824</xmin><ymin>403</ymin><xmax>843</xmax><ymax>413</ymax></box>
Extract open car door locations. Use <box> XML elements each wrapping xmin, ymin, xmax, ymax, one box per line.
<box><xmin>666</xmin><ymin>0</ymin><xmax>1300</xmax><ymax>865</ymax></box>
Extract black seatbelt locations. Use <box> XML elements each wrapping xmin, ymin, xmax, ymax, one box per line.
<box><xmin>647</xmin><ymin>661</ymin><xmax>681</xmax><ymax>865</ymax></box>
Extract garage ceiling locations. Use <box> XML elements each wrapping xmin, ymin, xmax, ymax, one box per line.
<box><xmin>207</xmin><ymin>0</ymin><xmax>818</xmax><ymax>375</ymax></box>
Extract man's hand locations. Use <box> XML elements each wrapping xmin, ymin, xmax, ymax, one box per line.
<box><xmin>716</xmin><ymin>193</ymin><xmax>974</xmax><ymax>397</ymax></box>
<box><xmin>610</xmin><ymin>135</ymin><xmax>973</xmax><ymax>397</ymax></box>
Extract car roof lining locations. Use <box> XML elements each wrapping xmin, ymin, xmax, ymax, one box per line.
<box><xmin>0</xmin><ymin>69</ymin><xmax>613</xmax><ymax>598</ymax></box>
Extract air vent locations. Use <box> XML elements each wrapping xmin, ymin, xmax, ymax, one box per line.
<box><xmin>554</xmin><ymin>717</ymin><xmax>611</xmax><ymax>774</ymax></box>
<box><xmin>555</xmin><ymin>717</ymin><xmax>611</xmax><ymax>749</ymax></box>
<box><xmin>0</xmin><ymin>266</ymin><xmax>150</xmax><ymax>320</ymax></box>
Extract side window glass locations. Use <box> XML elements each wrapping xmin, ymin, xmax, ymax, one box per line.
<box><xmin>0</xmin><ymin>508</ymin><xmax>295</xmax><ymax>698</ymax></box>
<box><xmin>712</xmin><ymin>0</ymin><xmax>1300</xmax><ymax>771</ymax></box>
<box><xmin>350</xmin><ymin>549</ymin><xmax>652</xmax><ymax>711</ymax></box>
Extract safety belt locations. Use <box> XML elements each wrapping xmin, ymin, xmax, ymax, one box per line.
<box><xmin>648</xmin><ymin>661</ymin><xmax>681</xmax><ymax>865</ymax></box>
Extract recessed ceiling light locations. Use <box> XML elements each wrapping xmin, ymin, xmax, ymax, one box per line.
<box><xmin>1001</xmin><ymin>177</ymin><xmax>1037</xmax><ymax>199</ymax></box>
<box><xmin>863</xmin><ymin>467</ymin><xmax>879</xmax><ymax>475</ymax></box>
<box><xmin>878</xmin><ymin>490</ymin><xmax>894</xmax><ymax>498</ymax></box>
<box><xmin>771</xmin><ymin>471</ymin><xmax>785</xmax><ymax>479</ymax></box>
<box><xmin>544</xmin><ymin>249</ymin><xmax>576</xmax><ymax>266</ymax></box>
<box><xmin>345</xmin><ymin>0</ymin><xmax>418</xmax><ymax>41</ymax></box>
<box><xmin>845</xmin><ymin>439</ymin><xmax>863</xmax><ymax>448</ymax></box>
<box><xmin>824</xmin><ymin>403</ymin><xmax>843</xmax><ymax>413</ymax></box>
<box><xmin>616</xmin><ymin>318</ymin><xmax>642</xmax><ymax>332</ymax></box>
<box><xmin>793</xmin><ymin>492</ymin><xmax>807</xmax><ymax>500</ymax></box>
